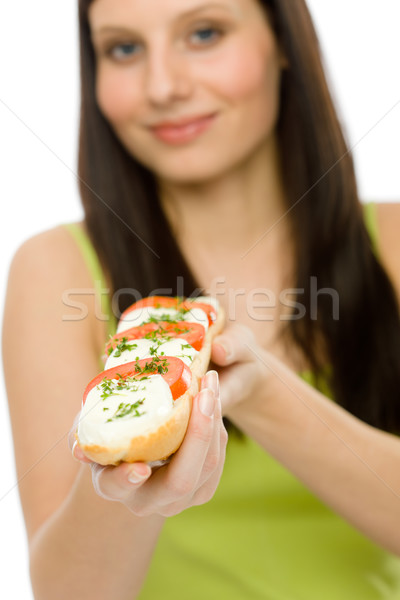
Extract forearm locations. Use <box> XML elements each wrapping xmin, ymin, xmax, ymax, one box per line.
<box><xmin>227</xmin><ymin>352</ymin><xmax>400</xmax><ymax>555</ymax></box>
<box><xmin>29</xmin><ymin>465</ymin><xmax>165</xmax><ymax>600</ymax></box>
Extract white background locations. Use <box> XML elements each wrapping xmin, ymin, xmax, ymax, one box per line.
<box><xmin>0</xmin><ymin>1</ymin><xmax>399</xmax><ymax>597</ymax></box>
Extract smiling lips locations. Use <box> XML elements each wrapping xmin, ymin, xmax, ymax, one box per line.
<box><xmin>148</xmin><ymin>113</ymin><xmax>217</xmax><ymax>145</ymax></box>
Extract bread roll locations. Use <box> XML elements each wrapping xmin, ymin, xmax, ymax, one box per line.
<box><xmin>75</xmin><ymin>296</ymin><xmax>225</xmax><ymax>465</ymax></box>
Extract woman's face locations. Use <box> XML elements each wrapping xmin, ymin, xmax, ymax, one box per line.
<box><xmin>89</xmin><ymin>0</ymin><xmax>285</xmax><ymax>183</ymax></box>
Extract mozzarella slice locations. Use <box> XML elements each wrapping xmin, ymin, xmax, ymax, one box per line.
<box><xmin>155</xmin><ymin>339</ymin><xmax>198</xmax><ymax>366</ymax></box>
<box><xmin>105</xmin><ymin>338</ymin><xmax>198</xmax><ymax>369</ymax></box>
<box><xmin>105</xmin><ymin>338</ymin><xmax>154</xmax><ymax>369</ymax></box>
<box><xmin>78</xmin><ymin>375</ymin><xmax>174</xmax><ymax>448</ymax></box>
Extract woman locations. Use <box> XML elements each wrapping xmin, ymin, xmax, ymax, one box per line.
<box><xmin>3</xmin><ymin>0</ymin><xmax>400</xmax><ymax>598</ymax></box>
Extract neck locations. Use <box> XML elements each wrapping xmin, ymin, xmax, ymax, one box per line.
<box><xmin>158</xmin><ymin>135</ymin><xmax>288</xmax><ymax>254</ymax></box>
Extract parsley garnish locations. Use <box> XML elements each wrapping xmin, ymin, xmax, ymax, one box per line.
<box><xmin>134</xmin><ymin>356</ymin><xmax>169</xmax><ymax>376</ymax></box>
<box><xmin>97</xmin><ymin>375</ymin><xmax>143</xmax><ymax>401</ymax></box>
<box><xmin>106</xmin><ymin>399</ymin><xmax>145</xmax><ymax>422</ymax></box>
<box><xmin>112</xmin><ymin>337</ymin><xmax>138</xmax><ymax>358</ymax></box>
<box><xmin>174</xmin><ymin>326</ymin><xmax>191</xmax><ymax>334</ymax></box>
<box><xmin>106</xmin><ymin>336</ymin><xmax>138</xmax><ymax>357</ymax></box>
<box><xmin>145</xmin><ymin>309</ymin><xmax>189</xmax><ymax>325</ymax></box>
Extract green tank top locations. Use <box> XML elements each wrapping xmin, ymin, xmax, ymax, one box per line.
<box><xmin>65</xmin><ymin>202</ymin><xmax>400</xmax><ymax>599</ymax></box>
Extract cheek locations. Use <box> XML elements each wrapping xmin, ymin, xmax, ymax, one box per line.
<box><xmin>206</xmin><ymin>38</ymin><xmax>282</xmax><ymax>130</ymax></box>
<box><xmin>96</xmin><ymin>66</ymin><xmax>140</xmax><ymax>124</ymax></box>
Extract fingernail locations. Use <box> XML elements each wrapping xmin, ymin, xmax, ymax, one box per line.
<box><xmin>199</xmin><ymin>389</ymin><xmax>215</xmax><ymax>417</ymax></box>
<box><xmin>205</xmin><ymin>371</ymin><xmax>219</xmax><ymax>398</ymax></box>
<box><xmin>128</xmin><ymin>465</ymin><xmax>150</xmax><ymax>485</ymax></box>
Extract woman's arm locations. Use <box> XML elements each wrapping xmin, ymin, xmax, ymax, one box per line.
<box><xmin>3</xmin><ymin>227</ymin><xmax>226</xmax><ymax>600</ymax></box>
<box><xmin>211</xmin><ymin>324</ymin><xmax>400</xmax><ymax>557</ymax></box>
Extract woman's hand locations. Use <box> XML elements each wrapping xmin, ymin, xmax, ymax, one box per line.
<box><xmin>210</xmin><ymin>322</ymin><xmax>271</xmax><ymax>414</ymax></box>
<box><xmin>69</xmin><ymin>370</ymin><xmax>227</xmax><ymax>517</ymax></box>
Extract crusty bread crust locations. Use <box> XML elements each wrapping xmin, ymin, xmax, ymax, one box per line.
<box><xmin>76</xmin><ymin>305</ymin><xmax>225</xmax><ymax>465</ymax></box>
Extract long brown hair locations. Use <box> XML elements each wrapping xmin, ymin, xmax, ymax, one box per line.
<box><xmin>77</xmin><ymin>0</ymin><xmax>400</xmax><ymax>433</ymax></box>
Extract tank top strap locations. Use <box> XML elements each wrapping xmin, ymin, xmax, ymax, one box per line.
<box><xmin>63</xmin><ymin>223</ymin><xmax>117</xmax><ymax>338</ymax></box>
<box><xmin>362</xmin><ymin>201</ymin><xmax>380</xmax><ymax>257</ymax></box>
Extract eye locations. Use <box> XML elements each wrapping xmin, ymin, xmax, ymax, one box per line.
<box><xmin>106</xmin><ymin>42</ymin><xmax>141</xmax><ymax>61</ymax></box>
<box><xmin>189</xmin><ymin>26</ymin><xmax>223</xmax><ymax>47</ymax></box>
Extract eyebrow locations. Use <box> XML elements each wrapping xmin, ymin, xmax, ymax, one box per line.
<box><xmin>175</xmin><ymin>1</ymin><xmax>236</xmax><ymax>19</ymax></box>
<box><xmin>91</xmin><ymin>2</ymin><xmax>236</xmax><ymax>35</ymax></box>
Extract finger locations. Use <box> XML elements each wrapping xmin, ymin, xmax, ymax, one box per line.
<box><xmin>218</xmin><ymin>360</ymin><xmax>262</xmax><ymax>411</ymax></box>
<box><xmin>201</xmin><ymin>369</ymin><xmax>219</xmax><ymax>398</ymax></box>
<box><xmin>195</xmin><ymin>372</ymin><xmax>223</xmax><ymax>487</ymax></box>
<box><xmin>196</xmin><ymin>399</ymin><xmax>222</xmax><ymax>487</ymax></box>
<box><xmin>91</xmin><ymin>461</ymin><xmax>152</xmax><ymax>501</ymax></box>
<box><xmin>72</xmin><ymin>440</ymin><xmax>92</xmax><ymax>464</ymax></box>
<box><xmin>211</xmin><ymin>322</ymin><xmax>258</xmax><ymax>366</ymax></box>
<box><xmin>192</xmin><ymin>421</ymin><xmax>228</xmax><ymax>506</ymax></box>
<box><xmin>161</xmin><ymin>388</ymin><xmax>215</xmax><ymax>502</ymax></box>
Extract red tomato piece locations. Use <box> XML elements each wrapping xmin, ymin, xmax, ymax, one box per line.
<box><xmin>83</xmin><ymin>356</ymin><xmax>192</xmax><ymax>404</ymax></box>
<box><xmin>125</xmin><ymin>296</ymin><xmax>180</xmax><ymax>311</ymax></box>
<box><xmin>182</xmin><ymin>301</ymin><xmax>217</xmax><ymax>326</ymax></box>
<box><xmin>119</xmin><ymin>296</ymin><xmax>217</xmax><ymax>327</ymax></box>
<box><xmin>105</xmin><ymin>320</ymin><xmax>206</xmax><ymax>355</ymax></box>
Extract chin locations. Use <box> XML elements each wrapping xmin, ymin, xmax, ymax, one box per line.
<box><xmin>134</xmin><ymin>147</ymin><xmax>234</xmax><ymax>186</ymax></box>
<box><xmin>154</xmin><ymin>160</ymin><xmax>228</xmax><ymax>185</ymax></box>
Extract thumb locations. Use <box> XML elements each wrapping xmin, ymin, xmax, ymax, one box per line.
<box><xmin>91</xmin><ymin>462</ymin><xmax>151</xmax><ymax>501</ymax></box>
<box><xmin>211</xmin><ymin>338</ymin><xmax>233</xmax><ymax>365</ymax></box>
<box><xmin>212</xmin><ymin>323</ymin><xmax>258</xmax><ymax>365</ymax></box>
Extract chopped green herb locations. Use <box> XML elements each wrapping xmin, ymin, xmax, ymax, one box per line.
<box><xmin>149</xmin><ymin>344</ymin><xmax>159</xmax><ymax>356</ymax></box>
<box><xmin>176</xmin><ymin>354</ymin><xmax>194</xmax><ymax>362</ymax></box>
<box><xmin>112</xmin><ymin>337</ymin><xmax>138</xmax><ymax>358</ymax></box>
<box><xmin>145</xmin><ymin>309</ymin><xmax>189</xmax><ymax>325</ymax></box>
<box><xmin>173</xmin><ymin>326</ymin><xmax>191</xmax><ymax>334</ymax></box>
<box><xmin>106</xmin><ymin>398</ymin><xmax>145</xmax><ymax>422</ymax></box>
<box><xmin>97</xmin><ymin>376</ymin><xmax>144</xmax><ymax>401</ymax></box>
<box><xmin>134</xmin><ymin>356</ymin><xmax>169</xmax><ymax>376</ymax></box>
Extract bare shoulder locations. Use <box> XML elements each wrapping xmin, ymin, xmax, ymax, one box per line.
<box><xmin>6</xmin><ymin>223</ymin><xmax>107</xmax><ymax>343</ymax></box>
<box><xmin>5</xmin><ymin>223</ymin><xmax>105</xmax><ymax>350</ymax></box>
<box><xmin>375</xmin><ymin>202</ymin><xmax>400</xmax><ymax>297</ymax></box>
<box><xmin>375</xmin><ymin>201</ymin><xmax>400</xmax><ymax>241</ymax></box>
<box><xmin>9</xmin><ymin>224</ymin><xmax>86</xmax><ymax>281</ymax></box>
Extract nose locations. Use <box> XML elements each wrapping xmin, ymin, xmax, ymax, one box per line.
<box><xmin>144</xmin><ymin>45</ymin><xmax>193</xmax><ymax>106</ymax></box>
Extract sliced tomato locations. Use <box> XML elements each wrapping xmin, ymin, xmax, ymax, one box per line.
<box><xmin>125</xmin><ymin>296</ymin><xmax>182</xmax><ymax>312</ymax></box>
<box><xmin>83</xmin><ymin>356</ymin><xmax>192</xmax><ymax>404</ymax></box>
<box><xmin>183</xmin><ymin>300</ymin><xmax>217</xmax><ymax>326</ymax></box>
<box><xmin>119</xmin><ymin>295</ymin><xmax>217</xmax><ymax>326</ymax></box>
<box><xmin>105</xmin><ymin>320</ymin><xmax>205</xmax><ymax>355</ymax></box>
